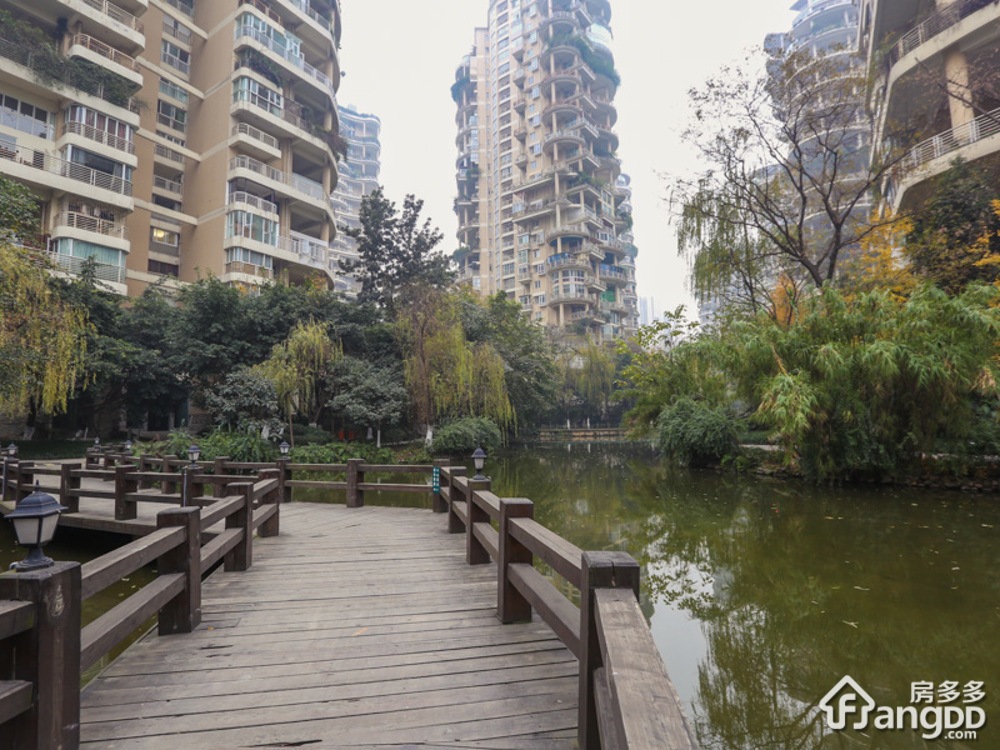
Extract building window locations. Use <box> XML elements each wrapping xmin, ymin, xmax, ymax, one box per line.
<box><xmin>151</xmin><ymin>227</ymin><xmax>179</xmax><ymax>246</ymax></box>
<box><xmin>225</xmin><ymin>246</ymin><xmax>274</xmax><ymax>269</ymax></box>
<box><xmin>161</xmin><ymin>41</ymin><xmax>190</xmax><ymax>75</ymax></box>
<box><xmin>158</xmin><ymin>79</ymin><xmax>189</xmax><ymax>105</ymax></box>
<box><xmin>157</xmin><ymin>100</ymin><xmax>187</xmax><ymax>133</ymax></box>
<box><xmin>65</xmin><ymin>106</ymin><xmax>134</xmax><ymax>148</ymax></box>
<box><xmin>0</xmin><ymin>94</ymin><xmax>52</xmax><ymax>139</ymax></box>
<box><xmin>148</xmin><ymin>259</ymin><xmax>179</xmax><ymax>277</ymax></box>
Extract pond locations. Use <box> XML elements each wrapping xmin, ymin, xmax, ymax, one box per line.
<box><xmin>484</xmin><ymin>442</ymin><xmax>1000</xmax><ymax>749</ymax></box>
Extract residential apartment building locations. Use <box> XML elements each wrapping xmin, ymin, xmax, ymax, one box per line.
<box><xmin>328</xmin><ymin>104</ymin><xmax>380</xmax><ymax>297</ymax></box>
<box><xmin>452</xmin><ymin>0</ymin><xmax>638</xmax><ymax>342</ymax></box>
<box><xmin>860</xmin><ymin>0</ymin><xmax>1000</xmax><ymax>213</ymax></box>
<box><xmin>0</xmin><ymin>0</ymin><xmax>343</xmax><ymax>296</ymax></box>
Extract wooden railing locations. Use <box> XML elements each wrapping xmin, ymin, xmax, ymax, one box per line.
<box><xmin>436</xmin><ymin>466</ymin><xmax>697</xmax><ymax>749</ymax></box>
<box><xmin>0</xmin><ymin>472</ymin><xmax>281</xmax><ymax>749</ymax></box>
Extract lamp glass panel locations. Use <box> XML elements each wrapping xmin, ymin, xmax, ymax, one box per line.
<box><xmin>40</xmin><ymin>514</ymin><xmax>60</xmax><ymax>545</ymax></box>
<box><xmin>11</xmin><ymin>516</ymin><xmax>42</xmax><ymax>546</ymax></box>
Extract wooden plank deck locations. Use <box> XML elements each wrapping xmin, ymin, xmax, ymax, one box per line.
<box><xmin>78</xmin><ymin>502</ymin><xmax>579</xmax><ymax>749</ymax></box>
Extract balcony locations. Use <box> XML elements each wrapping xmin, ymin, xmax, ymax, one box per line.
<box><xmin>53</xmin><ymin>211</ymin><xmax>129</xmax><ymax>241</ymax></box>
<box><xmin>546</xmin><ymin>254</ymin><xmax>591</xmax><ymax>273</ymax></box>
<box><xmin>225</xmin><ymin>260</ymin><xmax>275</xmax><ymax>280</ymax></box>
<box><xmin>163</xmin><ymin>0</ymin><xmax>194</xmax><ymax>17</ymax></box>
<box><xmin>77</xmin><ymin>0</ymin><xmax>145</xmax><ymax>33</ymax></box>
<box><xmin>228</xmin><ymin>190</ymin><xmax>279</xmax><ymax>215</ymax></box>
<box><xmin>0</xmin><ymin>36</ymin><xmax>140</xmax><ymax>116</ymax></box>
<box><xmin>62</xmin><ymin>120</ymin><xmax>136</xmax><ymax>155</ymax></box>
<box><xmin>69</xmin><ymin>34</ymin><xmax>143</xmax><ymax>86</ymax></box>
<box><xmin>0</xmin><ymin>145</ymin><xmax>132</xmax><ymax>198</ymax></box>
<box><xmin>232</xmin><ymin>90</ymin><xmax>324</xmax><ymax>149</ymax></box>
<box><xmin>229</xmin><ymin>154</ymin><xmax>327</xmax><ymax>206</ymax></box>
<box><xmin>598</xmin><ymin>264</ymin><xmax>628</xmax><ymax>283</ymax></box>
<box><xmin>886</xmin><ymin>0</ymin><xmax>997</xmax><ymax>69</ymax></box>
<box><xmin>231</xmin><ymin>122</ymin><xmax>281</xmax><ymax>160</ymax></box>
<box><xmin>152</xmin><ymin>174</ymin><xmax>182</xmax><ymax>196</ymax></box>
<box><xmin>235</xmin><ymin>23</ymin><xmax>337</xmax><ymax>103</ymax></box>
<box><xmin>154</xmin><ymin>143</ymin><xmax>185</xmax><ymax>164</ymax></box>
<box><xmin>49</xmin><ymin>251</ymin><xmax>126</xmax><ymax>286</ymax></box>
<box><xmin>549</xmin><ymin>288</ymin><xmax>593</xmax><ymax>305</ymax></box>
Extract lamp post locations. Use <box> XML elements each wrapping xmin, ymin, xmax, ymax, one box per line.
<box><xmin>182</xmin><ymin>444</ymin><xmax>200</xmax><ymax>508</ymax></box>
<box><xmin>472</xmin><ymin>446</ymin><xmax>487</xmax><ymax>481</ymax></box>
<box><xmin>279</xmin><ymin>441</ymin><xmax>290</xmax><ymax>457</ymax></box>
<box><xmin>6</xmin><ymin>483</ymin><xmax>65</xmax><ymax>571</ymax></box>
<box><xmin>124</xmin><ymin>440</ymin><xmax>133</xmax><ymax>456</ymax></box>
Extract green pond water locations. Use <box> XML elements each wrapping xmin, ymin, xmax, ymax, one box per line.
<box><xmin>481</xmin><ymin>443</ymin><xmax>999</xmax><ymax>750</ymax></box>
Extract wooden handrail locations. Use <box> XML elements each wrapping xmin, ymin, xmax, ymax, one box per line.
<box><xmin>80</xmin><ymin>527</ymin><xmax>184</xmax><ymax>600</ymax></box>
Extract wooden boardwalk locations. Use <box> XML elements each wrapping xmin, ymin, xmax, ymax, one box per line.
<box><xmin>78</xmin><ymin>502</ymin><xmax>579</xmax><ymax>749</ymax></box>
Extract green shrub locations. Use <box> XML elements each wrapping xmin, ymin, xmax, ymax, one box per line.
<box><xmin>144</xmin><ymin>430</ymin><xmax>275</xmax><ymax>463</ymax></box>
<box><xmin>291</xmin><ymin>424</ymin><xmax>335</xmax><ymax>446</ymax></box>
<box><xmin>289</xmin><ymin>442</ymin><xmax>395</xmax><ymax>465</ymax></box>
<box><xmin>430</xmin><ymin>418</ymin><xmax>502</xmax><ymax>456</ymax></box>
<box><xmin>656</xmin><ymin>398</ymin><xmax>740</xmax><ymax>468</ymax></box>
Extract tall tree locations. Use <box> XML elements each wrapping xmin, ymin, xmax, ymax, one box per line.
<box><xmin>342</xmin><ymin>187</ymin><xmax>454</xmax><ymax>315</ymax></box>
<box><xmin>676</xmin><ymin>46</ymin><xmax>904</xmax><ymax>290</ymax></box>
<box><xmin>0</xmin><ymin>178</ymin><xmax>87</xmax><ymax>420</ymax></box>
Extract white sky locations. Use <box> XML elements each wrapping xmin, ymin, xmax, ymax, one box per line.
<box><xmin>337</xmin><ymin>0</ymin><xmax>798</xmax><ymax>319</ymax></box>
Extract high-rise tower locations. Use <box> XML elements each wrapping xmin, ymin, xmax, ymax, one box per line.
<box><xmin>0</xmin><ymin>0</ymin><xmax>343</xmax><ymax>295</ymax></box>
<box><xmin>329</xmin><ymin>104</ymin><xmax>381</xmax><ymax>297</ymax></box>
<box><xmin>453</xmin><ymin>0</ymin><xmax>637</xmax><ymax>342</ymax></box>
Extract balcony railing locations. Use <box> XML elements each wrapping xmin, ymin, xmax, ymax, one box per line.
<box><xmin>0</xmin><ymin>145</ymin><xmax>132</xmax><ymax>195</ymax></box>
<box><xmin>72</xmin><ymin>33</ymin><xmax>139</xmax><ymax>72</ymax></box>
<box><xmin>54</xmin><ymin>211</ymin><xmax>129</xmax><ymax>240</ymax></box>
<box><xmin>228</xmin><ymin>190</ymin><xmax>278</xmax><ymax>214</ymax></box>
<box><xmin>79</xmin><ymin>0</ymin><xmax>144</xmax><ymax>32</ymax></box>
<box><xmin>154</xmin><ymin>143</ymin><xmax>185</xmax><ymax>163</ymax></box>
<box><xmin>229</xmin><ymin>155</ymin><xmax>326</xmax><ymax>201</ymax></box>
<box><xmin>236</xmin><ymin>24</ymin><xmax>334</xmax><ymax>96</ymax></box>
<box><xmin>225</xmin><ymin>260</ymin><xmax>274</xmax><ymax>279</ymax></box>
<box><xmin>64</xmin><ymin>121</ymin><xmax>135</xmax><ymax>155</ymax></box>
<box><xmin>897</xmin><ymin>105</ymin><xmax>1000</xmax><ymax>173</ymax></box>
<box><xmin>161</xmin><ymin>48</ymin><xmax>190</xmax><ymax>75</ymax></box>
<box><xmin>887</xmin><ymin>0</ymin><xmax>996</xmax><ymax>68</ymax></box>
<box><xmin>232</xmin><ymin>89</ymin><xmax>314</xmax><ymax>134</ymax></box>
<box><xmin>49</xmin><ymin>252</ymin><xmax>126</xmax><ymax>284</ymax></box>
<box><xmin>153</xmin><ymin>174</ymin><xmax>183</xmax><ymax>195</ymax></box>
<box><xmin>0</xmin><ymin>37</ymin><xmax>139</xmax><ymax>112</ymax></box>
<box><xmin>232</xmin><ymin>122</ymin><xmax>280</xmax><ymax>150</ymax></box>
<box><xmin>163</xmin><ymin>0</ymin><xmax>194</xmax><ymax>18</ymax></box>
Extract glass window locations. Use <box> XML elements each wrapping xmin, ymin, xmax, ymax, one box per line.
<box><xmin>151</xmin><ymin>227</ymin><xmax>179</xmax><ymax>246</ymax></box>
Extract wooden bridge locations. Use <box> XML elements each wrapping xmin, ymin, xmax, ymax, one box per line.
<box><xmin>0</xmin><ymin>452</ymin><xmax>696</xmax><ymax>749</ymax></box>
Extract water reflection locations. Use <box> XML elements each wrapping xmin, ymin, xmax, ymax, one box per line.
<box><xmin>492</xmin><ymin>443</ymin><xmax>1000</xmax><ymax>749</ymax></box>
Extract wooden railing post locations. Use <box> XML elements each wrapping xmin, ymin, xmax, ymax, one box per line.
<box><xmin>0</xmin><ymin>561</ymin><xmax>82</xmax><ymax>750</ymax></box>
<box><xmin>578</xmin><ymin>551</ymin><xmax>640</xmax><ymax>750</ymax></box>
<box><xmin>466</xmin><ymin>477</ymin><xmax>491</xmax><ymax>565</ymax></box>
<box><xmin>225</xmin><ymin>483</ymin><xmax>253</xmax><ymax>572</ymax></box>
<box><xmin>136</xmin><ymin>455</ymin><xmax>153</xmax><ymax>490</ymax></box>
<box><xmin>213</xmin><ymin>456</ymin><xmax>229</xmax><ymax>477</ymax></box>
<box><xmin>498</xmin><ymin>498</ymin><xmax>534</xmax><ymax>623</ymax></box>
<box><xmin>114</xmin><ymin>465</ymin><xmax>138</xmax><ymax>520</ymax></box>
<box><xmin>60</xmin><ymin>463</ymin><xmax>82</xmax><ymax>514</ymax></box>
<box><xmin>447</xmin><ymin>467</ymin><xmax>467</xmax><ymax>533</ymax></box>
<box><xmin>2</xmin><ymin>458</ymin><xmax>17</xmax><ymax>503</ymax></box>
<box><xmin>161</xmin><ymin>458</ymin><xmax>177</xmax><ymax>496</ymax></box>
<box><xmin>276</xmin><ymin>457</ymin><xmax>292</xmax><ymax>504</ymax></box>
<box><xmin>156</xmin><ymin>506</ymin><xmax>201</xmax><ymax>634</ymax></box>
<box><xmin>346</xmin><ymin>458</ymin><xmax>365</xmax><ymax>508</ymax></box>
<box><xmin>432</xmin><ymin>459</ymin><xmax>448</xmax><ymax>513</ymax></box>
<box><xmin>257</xmin><ymin>468</ymin><xmax>281</xmax><ymax>538</ymax></box>
<box><xmin>16</xmin><ymin>461</ymin><xmax>35</xmax><ymax>502</ymax></box>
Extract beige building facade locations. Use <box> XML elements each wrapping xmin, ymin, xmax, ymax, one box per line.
<box><xmin>453</xmin><ymin>0</ymin><xmax>638</xmax><ymax>342</ymax></box>
<box><xmin>860</xmin><ymin>0</ymin><xmax>1000</xmax><ymax>212</ymax></box>
<box><xmin>0</xmin><ymin>0</ymin><xmax>344</xmax><ymax>296</ymax></box>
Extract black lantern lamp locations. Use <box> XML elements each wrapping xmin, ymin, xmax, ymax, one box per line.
<box><xmin>124</xmin><ymin>440</ymin><xmax>133</xmax><ymax>455</ymax></box>
<box><xmin>94</xmin><ymin>436</ymin><xmax>100</xmax><ymax>448</ymax></box>
<box><xmin>187</xmin><ymin>443</ymin><xmax>201</xmax><ymax>467</ymax></box>
<box><xmin>6</xmin><ymin>443</ymin><xmax>16</xmax><ymax>458</ymax></box>
<box><xmin>279</xmin><ymin>441</ymin><xmax>290</xmax><ymax>457</ymax></box>
<box><xmin>7</xmin><ymin>483</ymin><xmax>65</xmax><ymax>571</ymax></box>
<box><xmin>472</xmin><ymin>446</ymin><xmax>487</xmax><ymax>481</ymax></box>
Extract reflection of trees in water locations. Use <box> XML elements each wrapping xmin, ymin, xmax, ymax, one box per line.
<box><xmin>493</xmin><ymin>444</ymin><xmax>1000</xmax><ymax>750</ymax></box>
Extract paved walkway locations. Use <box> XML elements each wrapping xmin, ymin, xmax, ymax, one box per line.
<box><xmin>78</xmin><ymin>502</ymin><xmax>579</xmax><ymax>749</ymax></box>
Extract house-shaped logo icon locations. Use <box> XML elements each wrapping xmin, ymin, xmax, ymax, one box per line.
<box><xmin>819</xmin><ymin>675</ymin><xmax>877</xmax><ymax>730</ymax></box>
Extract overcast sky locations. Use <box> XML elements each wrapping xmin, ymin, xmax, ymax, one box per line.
<box><xmin>336</xmin><ymin>0</ymin><xmax>798</xmax><ymax>319</ymax></box>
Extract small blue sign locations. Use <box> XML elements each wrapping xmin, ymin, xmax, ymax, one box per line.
<box><xmin>432</xmin><ymin>466</ymin><xmax>441</xmax><ymax>493</ymax></box>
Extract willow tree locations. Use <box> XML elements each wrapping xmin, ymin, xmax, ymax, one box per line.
<box><xmin>396</xmin><ymin>285</ymin><xmax>513</xmax><ymax>444</ymax></box>
<box><xmin>254</xmin><ymin>320</ymin><xmax>342</xmax><ymax>445</ymax></box>
<box><xmin>0</xmin><ymin>176</ymin><xmax>88</xmax><ymax>420</ymax></box>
